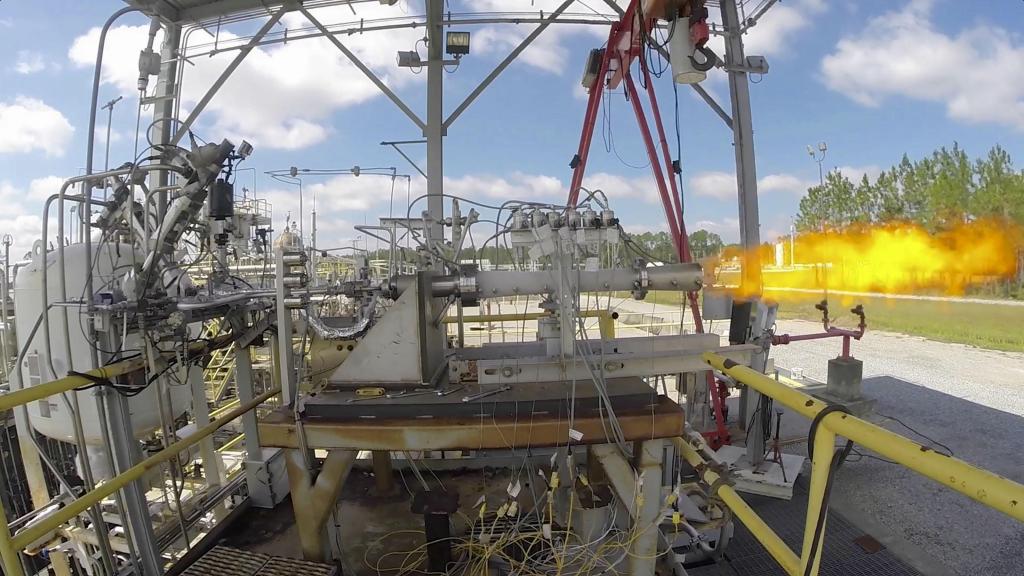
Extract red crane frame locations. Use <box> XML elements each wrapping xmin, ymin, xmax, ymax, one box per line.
<box><xmin>565</xmin><ymin>0</ymin><xmax>731</xmax><ymax>448</ymax></box>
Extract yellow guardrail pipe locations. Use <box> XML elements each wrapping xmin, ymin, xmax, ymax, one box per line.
<box><xmin>0</xmin><ymin>336</ymin><xmax>233</xmax><ymax>413</ymax></box>
<box><xmin>703</xmin><ymin>351</ymin><xmax>1024</xmax><ymax>523</ymax></box>
<box><xmin>1</xmin><ymin>386</ymin><xmax>280</xmax><ymax>570</ymax></box>
<box><xmin>0</xmin><ymin>358</ymin><xmax>148</xmax><ymax>412</ymax></box>
<box><xmin>671</xmin><ymin>437</ymin><xmax>801</xmax><ymax>575</ymax></box>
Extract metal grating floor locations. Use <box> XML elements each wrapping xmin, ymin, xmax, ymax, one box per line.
<box><xmin>687</xmin><ymin>484</ymin><xmax>923</xmax><ymax>576</ymax></box>
<box><xmin>182</xmin><ymin>546</ymin><xmax>338</xmax><ymax>576</ymax></box>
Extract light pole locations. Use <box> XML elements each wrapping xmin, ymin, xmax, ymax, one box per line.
<box><xmin>101</xmin><ymin>95</ymin><xmax>123</xmax><ymax>200</ymax></box>
<box><xmin>789</xmin><ymin>222</ymin><xmax>796</xmax><ymax>268</ymax></box>
<box><xmin>807</xmin><ymin>141</ymin><xmax>828</xmax><ymax>187</ymax></box>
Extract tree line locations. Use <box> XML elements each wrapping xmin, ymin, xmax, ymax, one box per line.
<box><xmin>795</xmin><ymin>144</ymin><xmax>1024</xmax><ymax>232</ymax></box>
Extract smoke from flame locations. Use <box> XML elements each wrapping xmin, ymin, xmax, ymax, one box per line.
<box><xmin>760</xmin><ymin>220</ymin><xmax>1023</xmax><ymax>295</ymax></box>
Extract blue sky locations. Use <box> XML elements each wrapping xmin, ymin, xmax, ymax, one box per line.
<box><xmin>1</xmin><ymin>0</ymin><xmax>1022</xmax><ymax>258</ymax></box>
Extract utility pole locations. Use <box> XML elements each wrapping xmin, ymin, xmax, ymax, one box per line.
<box><xmin>808</xmin><ymin>141</ymin><xmax>828</xmax><ymax>186</ymax></box>
<box><xmin>425</xmin><ymin>0</ymin><xmax>444</xmax><ymax>247</ymax></box>
<box><xmin>101</xmin><ymin>95</ymin><xmax>124</xmax><ymax>193</ymax></box>
<box><xmin>720</xmin><ymin>0</ymin><xmax>762</xmax><ymax>295</ymax></box>
<box><xmin>790</xmin><ymin>222</ymin><xmax>796</xmax><ymax>268</ymax></box>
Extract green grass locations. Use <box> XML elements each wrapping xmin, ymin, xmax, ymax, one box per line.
<box><xmin>639</xmin><ymin>290</ymin><xmax>1024</xmax><ymax>353</ymax></box>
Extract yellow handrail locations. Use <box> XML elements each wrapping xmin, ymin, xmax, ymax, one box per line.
<box><xmin>0</xmin><ymin>357</ymin><xmax>147</xmax><ymax>412</ymax></box>
<box><xmin>671</xmin><ymin>437</ymin><xmax>801</xmax><ymax>575</ymax></box>
<box><xmin>701</xmin><ymin>351</ymin><xmax>1024</xmax><ymax>576</ymax></box>
<box><xmin>704</xmin><ymin>352</ymin><xmax>1024</xmax><ymax>521</ymax></box>
<box><xmin>0</xmin><ymin>385</ymin><xmax>280</xmax><ymax>575</ymax></box>
<box><xmin>0</xmin><ymin>336</ymin><xmax>233</xmax><ymax>412</ymax></box>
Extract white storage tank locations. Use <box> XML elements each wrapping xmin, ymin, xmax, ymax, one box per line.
<box><xmin>11</xmin><ymin>242</ymin><xmax>192</xmax><ymax>444</ymax></box>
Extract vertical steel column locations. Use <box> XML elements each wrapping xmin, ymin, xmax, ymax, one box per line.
<box><xmin>720</xmin><ymin>0</ymin><xmax>763</xmax><ymax>294</ymax></box>
<box><xmin>629</xmin><ymin>439</ymin><xmax>664</xmax><ymax>576</ymax></box>
<box><xmin>234</xmin><ymin>346</ymin><xmax>262</xmax><ymax>463</ymax></box>
<box><xmin>284</xmin><ymin>449</ymin><xmax>356</xmax><ymax>562</ymax></box>
<box><xmin>150</xmin><ymin>23</ymin><xmax>181</xmax><ymax>223</ymax></box>
<box><xmin>104</xmin><ymin>391</ymin><xmax>163</xmax><ymax>575</ymax></box>
<box><xmin>371</xmin><ymin>451</ymin><xmax>395</xmax><ymax>496</ymax></box>
<box><xmin>235</xmin><ymin>345</ymin><xmax>277</xmax><ymax>508</ymax></box>
<box><xmin>188</xmin><ymin>367</ymin><xmax>223</xmax><ymax>487</ymax></box>
<box><xmin>274</xmin><ymin>246</ymin><xmax>297</xmax><ymax>406</ymax></box>
<box><xmin>425</xmin><ymin>0</ymin><xmax>445</xmax><ymax>244</ymax></box>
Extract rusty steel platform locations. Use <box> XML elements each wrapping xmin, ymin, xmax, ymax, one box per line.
<box><xmin>260</xmin><ymin>395</ymin><xmax>685</xmax><ymax>451</ymax></box>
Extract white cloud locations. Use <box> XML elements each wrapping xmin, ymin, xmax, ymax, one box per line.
<box><xmin>580</xmin><ymin>172</ymin><xmax>659</xmax><ymax>205</ymax></box>
<box><xmin>735</xmin><ymin>0</ymin><xmax>826</xmax><ymax>57</ymax></box>
<box><xmin>441</xmin><ymin>171</ymin><xmax>657</xmax><ymax>205</ymax></box>
<box><xmin>68</xmin><ymin>5</ymin><xmax>425</xmax><ymax>150</ymax></box>
<box><xmin>469</xmin><ymin>0</ymin><xmax>623</xmax><ymax>75</ymax></box>
<box><xmin>758</xmin><ymin>173</ymin><xmax>814</xmax><ymax>195</ymax></box>
<box><xmin>445</xmin><ymin>172</ymin><xmax>563</xmax><ymax>200</ymax></box>
<box><xmin>706</xmin><ymin>0</ymin><xmax>827</xmax><ymax>61</ymax></box>
<box><xmin>690</xmin><ymin>171</ymin><xmax>735</xmax><ymax>200</ymax></box>
<box><xmin>0</xmin><ymin>97</ymin><xmax>75</xmax><ymax>156</ymax></box>
<box><xmin>93</xmin><ymin>126</ymin><xmax>124</xmax><ymax>146</ymax></box>
<box><xmin>834</xmin><ymin>164</ymin><xmax>882</xmax><ymax>184</ymax></box>
<box><xmin>14</xmin><ymin>50</ymin><xmax>46</xmax><ymax>74</ymax></box>
<box><xmin>0</xmin><ymin>181</ymin><xmax>49</xmax><ymax>259</ymax></box>
<box><xmin>694</xmin><ymin>218</ymin><xmax>740</xmax><ymax>243</ymax></box>
<box><xmin>27</xmin><ymin>176</ymin><xmax>68</xmax><ymax>201</ymax></box>
<box><xmin>691</xmin><ymin>170</ymin><xmax>814</xmax><ymax>199</ymax></box>
<box><xmin>821</xmin><ymin>0</ymin><xmax>1024</xmax><ymax>130</ymax></box>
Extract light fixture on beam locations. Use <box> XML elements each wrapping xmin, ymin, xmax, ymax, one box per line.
<box><xmin>397</xmin><ymin>50</ymin><xmax>422</xmax><ymax>68</ymax></box>
<box><xmin>446</xmin><ymin>31</ymin><xmax>470</xmax><ymax>57</ymax></box>
<box><xmin>581</xmin><ymin>48</ymin><xmax>604</xmax><ymax>90</ymax></box>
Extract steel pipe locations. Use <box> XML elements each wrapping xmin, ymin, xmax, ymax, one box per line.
<box><xmin>398</xmin><ymin>263</ymin><xmax>703</xmax><ymax>299</ymax></box>
<box><xmin>672</xmin><ymin>436</ymin><xmax>800</xmax><ymax>575</ymax></box>
<box><xmin>9</xmin><ymin>386</ymin><xmax>280</xmax><ymax>553</ymax></box>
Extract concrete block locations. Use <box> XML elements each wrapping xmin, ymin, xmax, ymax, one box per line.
<box><xmin>827</xmin><ymin>357</ymin><xmax>864</xmax><ymax>401</ymax></box>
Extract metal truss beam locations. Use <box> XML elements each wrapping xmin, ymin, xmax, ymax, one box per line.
<box><xmin>170</xmin><ymin>7</ymin><xmax>286</xmax><ymax>146</ymax></box>
<box><xmin>691</xmin><ymin>83</ymin><xmax>734</xmax><ymax>129</ymax></box>
<box><xmin>182</xmin><ymin>16</ymin><xmax>625</xmax><ymax>59</ymax></box>
<box><xmin>382</xmin><ymin>140</ymin><xmax>427</xmax><ymax>179</ymax></box>
<box><xmin>444</xmin><ymin>0</ymin><xmax>574</xmax><ymax>130</ymax></box>
<box><xmin>300</xmin><ymin>7</ymin><xmax>426</xmax><ymax>132</ymax></box>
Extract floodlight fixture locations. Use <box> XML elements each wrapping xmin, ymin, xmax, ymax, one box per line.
<box><xmin>397</xmin><ymin>50</ymin><xmax>422</xmax><ymax>68</ymax></box>
<box><xmin>446</xmin><ymin>31</ymin><xmax>471</xmax><ymax>57</ymax></box>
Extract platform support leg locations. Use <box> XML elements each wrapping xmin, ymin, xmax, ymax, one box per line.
<box><xmin>372</xmin><ymin>450</ymin><xmax>396</xmax><ymax>496</ymax></box>
<box><xmin>591</xmin><ymin>440</ymin><xmax>665</xmax><ymax>576</ymax></box>
<box><xmin>285</xmin><ymin>449</ymin><xmax>356</xmax><ymax>562</ymax></box>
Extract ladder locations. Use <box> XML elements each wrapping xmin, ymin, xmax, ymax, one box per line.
<box><xmin>201</xmin><ymin>320</ymin><xmax>236</xmax><ymax>402</ymax></box>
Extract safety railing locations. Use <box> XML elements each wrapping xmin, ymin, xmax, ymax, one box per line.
<box><xmin>678</xmin><ymin>351</ymin><xmax>1024</xmax><ymax>576</ymax></box>
<box><xmin>0</xmin><ymin>346</ymin><xmax>280</xmax><ymax>576</ymax></box>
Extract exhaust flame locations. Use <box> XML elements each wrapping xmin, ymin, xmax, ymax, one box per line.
<box><xmin>764</xmin><ymin>220</ymin><xmax>1023</xmax><ymax>295</ymax></box>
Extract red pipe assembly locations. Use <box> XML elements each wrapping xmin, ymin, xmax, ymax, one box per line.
<box><xmin>772</xmin><ymin>301</ymin><xmax>867</xmax><ymax>359</ymax></box>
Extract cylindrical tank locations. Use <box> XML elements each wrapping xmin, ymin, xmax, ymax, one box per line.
<box><xmin>12</xmin><ymin>242</ymin><xmax>192</xmax><ymax>444</ymax></box>
<box><xmin>275</xmin><ymin>221</ymin><xmax>302</xmax><ymax>250</ymax></box>
<box><xmin>669</xmin><ymin>17</ymin><xmax>708</xmax><ymax>84</ymax></box>
<box><xmin>208</xmin><ymin>178</ymin><xmax>234</xmax><ymax>220</ymax></box>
